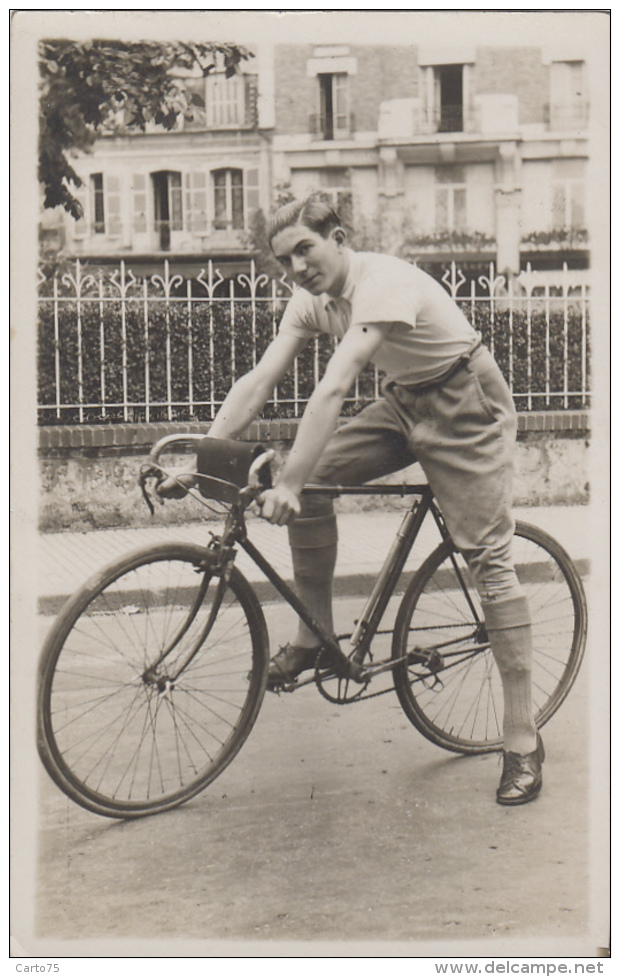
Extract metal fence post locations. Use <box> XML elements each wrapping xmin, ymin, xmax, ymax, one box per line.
<box><xmin>36</xmin><ymin>257</ymin><xmax>590</xmax><ymax>423</ymax></box>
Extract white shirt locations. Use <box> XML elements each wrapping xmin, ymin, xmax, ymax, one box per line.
<box><xmin>278</xmin><ymin>250</ymin><xmax>478</xmax><ymax>385</ymax></box>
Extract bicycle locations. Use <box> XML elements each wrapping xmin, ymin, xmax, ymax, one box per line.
<box><xmin>37</xmin><ymin>435</ymin><xmax>588</xmax><ymax>819</ymax></box>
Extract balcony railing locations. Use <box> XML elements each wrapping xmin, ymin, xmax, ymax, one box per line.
<box><xmin>437</xmin><ymin>104</ymin><xmax>464</xmax><ymax>133</ymax></box>
<box><xmin>544</xmin><ymin>102</ymin><xmax>589</xmax><ymax>132</ymax></box>
<box><xmin>309</xmin><ymin>111</ymin><xmax>355</xmax><ymax>141</ymax></box>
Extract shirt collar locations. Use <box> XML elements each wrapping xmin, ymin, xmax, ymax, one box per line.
<box><xmin>321</xmin><ymin>250</ymin><xmax>359</xmax><ymax>311</ymax></box>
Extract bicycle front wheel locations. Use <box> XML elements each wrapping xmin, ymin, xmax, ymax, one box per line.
<box><xmin>37</xmin><ymin>542</ymin><xmax>269</xmax><ymax>818</ymax></box>
<box><xmin>392</xmin><ymin>522</ymin><xmax>587</xmax><ymax>754</ymax></box>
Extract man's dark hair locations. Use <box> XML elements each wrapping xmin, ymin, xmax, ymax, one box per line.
<box><xmin>267</xmin><ymin>196</ymin><xmax>342</xmax><ymax>243</ymax></box>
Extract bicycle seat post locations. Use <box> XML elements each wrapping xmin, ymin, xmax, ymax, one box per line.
<box><xmin>349</xmin><ymin>496</ymin><xmax>431</xmax><ymax>665</ymax></box>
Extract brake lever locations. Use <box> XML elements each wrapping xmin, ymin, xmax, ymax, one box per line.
<box><xmin>138</xmin><ymin>464</ymin><xmax>164</xmax><ymax>516</ymax></box>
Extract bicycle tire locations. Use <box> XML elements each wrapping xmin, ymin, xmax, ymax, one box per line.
<box><xmin>37</xmin><ymin>542</ymin><xmax>270</xmax><ymax>818</ymax></box>
<box><xmin>392</xmin><ymin>521</ymin><xmax>587</xmax><ymax>755</ymax></box>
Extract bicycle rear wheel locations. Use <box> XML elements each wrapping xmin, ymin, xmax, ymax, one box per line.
<box><xmin>392</xmin><ymin>522</ymin><xmax>587</xmax><ymax>754</ymax></box>
<box><xmin>37</xmin><ymin>542</ymin><xmax>269</xmax><ymax>818</ymax></box>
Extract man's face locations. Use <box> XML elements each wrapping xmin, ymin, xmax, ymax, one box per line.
<box><xmin>271</xmin><ymin>223</ymin><xmax>348</xmax><ymax>296</ymax></box>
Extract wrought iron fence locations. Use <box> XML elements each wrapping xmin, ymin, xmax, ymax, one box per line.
<box><xmin>37</xmin><ymin>258</ymin><xmax>590</xmax><ymax>425</ymax></box>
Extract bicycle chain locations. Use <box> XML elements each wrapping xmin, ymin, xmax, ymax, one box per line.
<box><xmin>314</xmin><ymin>648</ymin><xmax>396</xmax><ymax>705</ymax></box>
<box><xmin>314</xmin><ymin>653</ymin><xmax>441</xmax><ymax>704</ymax></box>
<box><xmin>314</xmin><ymin>674</ymin><xmax>395</xmax><ymax>704</ymax></box>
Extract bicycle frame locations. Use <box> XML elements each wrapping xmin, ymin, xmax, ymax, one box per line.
<box><xmin>229</xmin><ymin>483</ymin><xmax>456</xmax><ymax>682</ymax></box>
<box><xmin>140</xmin><ymin>437</ymin><xmax>488</xmax><ymax>685</ymax></box>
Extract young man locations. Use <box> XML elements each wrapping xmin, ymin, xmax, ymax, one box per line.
<box><xmin>160</xmin><ymin>197</ymin><xmax>544</xmax><ymax>806</ymax></box>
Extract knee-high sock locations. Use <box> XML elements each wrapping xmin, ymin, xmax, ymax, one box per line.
<box><xmin>483</xmin><ymin>595</ymin><xmax>537</xmax><ymax>755</ymax></box>
<box><xmin>288</xmin><ymin>513</ymin><xmax>338</xmax><ymax>647</ymax></box>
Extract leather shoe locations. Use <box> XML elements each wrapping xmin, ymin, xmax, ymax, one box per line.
<box><xmin>266</xmin><ymin>643</ymin><xmax>320</xmax><ymax>690</ymax></box>
<box><xmin>496</xmin><ymin>734</ymin><xmax>545</xmax><ymax>806</ymax></box>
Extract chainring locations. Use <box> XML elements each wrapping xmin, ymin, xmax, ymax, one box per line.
<box><xmin>314</xmin><ymin>649</ymin><xmax>371</xmax><ymax>704</ymax></box>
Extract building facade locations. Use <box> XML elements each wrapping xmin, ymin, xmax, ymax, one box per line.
<box><xmin>41</xmin><ymin>56</ymin><xmax>273</xmax><ymax>278</ymax></box>
<box><xmin>271</xmin><ymin>42</ymin><xmax>589</xmax><ymax>280</ymax></box>
<box><xmin>44</xmin><ymin>40</ymin><xmax>590</xmax><ymax>282</ymax></box>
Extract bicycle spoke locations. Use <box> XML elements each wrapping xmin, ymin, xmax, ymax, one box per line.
<box><xmin>392</xmin><ymin>523</ymin><xmax>586</xmax><ymax>753</ymax></box>
<box><xmin>39</xmin><ymin>545</ymin><xmax>268</xmax><ymax>816</ymax></box>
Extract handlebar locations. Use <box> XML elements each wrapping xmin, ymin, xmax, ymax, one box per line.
<box><xmin>139</xmin><ymin>434</ymin><xmax>275</xmax><ymax>515</ymax></box>
<box><xmin>148</xmin><ymin>433</ymin><xmax>206</xmax><ymax>466</ymax></box>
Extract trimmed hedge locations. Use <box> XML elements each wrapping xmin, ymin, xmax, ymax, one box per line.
<box><xmin>37</xmin><ymin>290</ymin><xmax>590</xmax><ymax>424</ymax></box>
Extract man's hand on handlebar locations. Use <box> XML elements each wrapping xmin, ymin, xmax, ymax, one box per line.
<box><xmin>155</xmin><ymin>470</ymin><xmax>197</xmax><ymax>500</ymax></box>
<box><xmin>256</xmin><ymin>485</ymin><xmax>300</xmax><ymax>526</ymax></box>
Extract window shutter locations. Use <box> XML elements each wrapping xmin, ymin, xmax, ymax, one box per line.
<box><xmin>184</xmin><ymin>172</ymin><xmax>191</xmax><ymax>229</ymax></box>
<box><xmin>435</xmin><ymin>187</ymin><xmax>448</xmax><ymax>231</ymax></box>
<box><xmin>132</xmin><ymin>173</ymin><xmax>147</xmax><ymax>233</ymax></box>
<box><xmin>245</xmin><ymin>167</ymin><xmax>259</xmax><ymax>216</ymax></box>
<box><xmin>106</xmin><ymin>174</ymin><xmax>122</xmax><ymax>236</ymax></box>
<box><xmin>73</xmin><ymin>181</ymin><xmax>88</xmax><ymax>239</ymax></box>
<box><xmin>550</xmin><ymin>62</ymin><xmax>571</xmax><ymax>106</ymax></box>
<box><xmin>212</xmin><ymin>169</ymin><xmax>227</xmax><ymax>229</ymax></box>
<box><xmin>454</xmin><ymin>188</ymin><xmax>467</xmax><ymax>230</ymax></box>
<box><xmin>190</xmin><ymin>171</ymin><xmax>208</xmax><ymax>232</ymax></box>
<box><xmin>185</xmin><ymin>77</ymin><xmax>206</xmax><ymax>129</ymax></box>
<box><xmin>551</xmin><ymin>184</ymin><xmax>567</xmax><ymax>230</ymax></box>
<box><xmin>570</xmin><ymin>182</ymin><xmax>585</xmax><ymax>228</ymax></box>
<box><xmin>245</xmin><ymin>75</ymin><xmax>258</xmax><ymax>126</ymax></box>
<box><xmin>169</xmin><ymin>172</ymin><xmax>183</xmax><ymax>230</ymax></box>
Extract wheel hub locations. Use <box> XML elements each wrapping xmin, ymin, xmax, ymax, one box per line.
<box><xmin>142</xmin><ymin>667</ymin><xmax>174</xmax><ymax>695</ymax></box>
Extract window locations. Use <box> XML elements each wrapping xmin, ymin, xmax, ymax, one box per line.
<box><xmin>549</xmin><ymin>61</ymin><xmax>587</xmax><ymax>130</ymax></box>
<box><xmin>319</xmin><ymin>169</ymin><xmax>353</xmax><ymax>225</ymax></box>
<box><xmin>183</xmin><ymin>72</ymin><xmax>257</xmax><ymax>130</ymax></box>
<box><xmin>435</xmin><ymin>65</ymin><xmax>464</xmax><ymax>133</ymax></box>
<box><xmin>315</xmin><ymin>73</ymin><xmax>351</xmax><ymax>140</ymax></box>
<box><xmin>130</xmin><ymin>167</ymin><xmax>258</xmax><ymax>240</ymax></box>
<box><xmin>79</xmin><ymin>173</ymin><xmax>121</xmax><ymax>237</ymax></box>
<box><xmin>551</xmin><ymin>183</ymin><xmax>585</xmax><ymax>230</ymax></box>
<box><xmin>435</xmin><ymin>166</ymin><xmax>467</xmax><ymax>231</ymax></box>
<box><xmin>205</xmin><ymin>73</ymin><xmax>246</xmax><ymax>127</ymax></box>
<box><xmin>184</xmin><ymin>171</ymin><xmax>208</xmax><ymax>233</ymax></box>
<box><xmin>152</xmin><ymin>171</ymin><xmax>183</xmax><ymax>249</ymax></box>
<box><xmin>90</xmin><ymin>174</ymin><xmax>105</xmax><ymax>233</ymax></box>
<box><xmin>551</xmin><ymin>161</ymin><xmax>585</xmax><ymax>230</ymax></box>
<box><xmin>213</xmin><ymin>168</ymin><xmax>244</xmax><ymax>230</ymax></box>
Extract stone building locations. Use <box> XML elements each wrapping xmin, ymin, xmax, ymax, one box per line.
<box><xmin>45</xmin><ymin>39</ymin><xmax>590</xmax><ymax>282</ymax></box>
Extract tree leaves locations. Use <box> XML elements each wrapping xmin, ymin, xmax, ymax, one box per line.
<box><xmin>39</xmin><ymin>39</ymin><xmax>254</xmax><ymax>217</ymax></box>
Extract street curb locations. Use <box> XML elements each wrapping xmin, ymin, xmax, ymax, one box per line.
<box><xmin>37</xmin><ymin>557</ymin><xmax>590</xmax><ymax>617</ymax></box>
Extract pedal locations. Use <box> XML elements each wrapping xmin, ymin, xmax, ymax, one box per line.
<box><xmin>407</xmin><ymin>647</ymin><xmax>444</xmax><ymax>674</ymax></box>
<box><xmin>266</xmin><ymin>679</ymin><xmax>298</xmax><ymax>694</ymax></box>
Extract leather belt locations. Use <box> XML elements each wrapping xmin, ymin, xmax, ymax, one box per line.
<box><xmin>395</xmin><ymin>337</ymin><xmax>483</xmax><ymax>395</ymax></box>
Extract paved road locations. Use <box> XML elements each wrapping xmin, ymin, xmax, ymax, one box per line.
<box><xmin>27</xmin><ymin>592</ymin><xmax>607</xmax><ymax>958</ymax></box>
<box><xmin>37</xmin><ymin>505</ymin><xmax>593</xmax><ymax>609</ymax></box>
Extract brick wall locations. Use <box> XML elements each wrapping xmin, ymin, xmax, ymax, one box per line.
<box><xmin>350</xmin><ymin>46</ymin><xmax>419</xmax><ymax>131</ymax></box>
<box><xmin>37</xmin><ymin>413</ymin><xmax>591</xmax><ymax>532</ymax></box>
<box><xmin>38</xmin><ymin>411</ymin><xmax>590</xmax><ymax>454</ymax></box>
<box><xmin>473</xmin><ymin>47</ymin><xmax>548</xmax><ymax>125</ymax></box>
<box><xmin>274</xmin><ymin>45</ymin><xmax>317</xmax><ymax>135</ymax></box>
<box><xmin>273</xmin><ymin>44</ymin><xmax>419</xmax><ymax>136</ymax></box>
<box><xmin>274</xmin><ymin>43</ymin><xmax>552</xmax><ymax>137</ymax></box>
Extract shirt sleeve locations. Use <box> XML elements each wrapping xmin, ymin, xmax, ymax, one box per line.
<box><xmin>350</xmin><ymin>276</ymin><xmax>419</xmax><ymax>330</ymax></box>
<box><xmin>278</xmin><ymin>288</ymin><xmax>320</xmax><ymax>339</ymax></box>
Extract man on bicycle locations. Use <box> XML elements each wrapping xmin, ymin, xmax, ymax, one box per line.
<box><xmin>159</xmin><ymin>196</ymin><xmax>543</xmax><ymax>806</ymax></box>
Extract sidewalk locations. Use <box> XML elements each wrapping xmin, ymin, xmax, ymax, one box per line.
<box><xmin>37</xmin><ymin>504</ymin><xmax>593</xmax><ymax>611</ymax></box>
